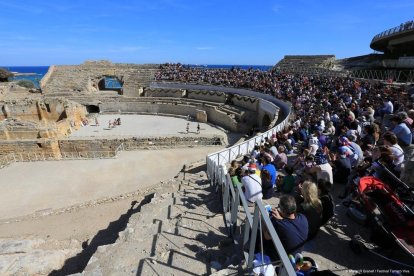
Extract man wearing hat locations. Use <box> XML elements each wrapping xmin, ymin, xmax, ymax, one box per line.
<box><xmin>241</xmin><ymin>163</ymin><xmax>263</xmax><ymax>205</ymax></box>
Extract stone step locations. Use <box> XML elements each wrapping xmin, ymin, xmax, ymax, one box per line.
<box><xmin>80</xmin><ymin>166</ymin><xmax>238</xmax><ymax>275</ymax></box>
<box><xmin>0</xmin><ymin>238</ymin><xmax>81</xmax><ymax>275</ymax></box>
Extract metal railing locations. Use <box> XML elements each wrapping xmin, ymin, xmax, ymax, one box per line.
<box><xmin>371</xmin><ymin>21</ymin><xmax>414</xmax><ymax>43</ymax></box>
<box><xmin>206</xmin><ymin>100</ymin><xmax>295</xmax><ymax>274</ymax></box>
<box><xmin>351</xmin><ymin>69</ymin><xmax>414</xmax><ymax>83</ymax></box>
<box><xmin>154</xmin><ymin>81</ymin><xmax>296</xmax><ymax>273</ymax></box>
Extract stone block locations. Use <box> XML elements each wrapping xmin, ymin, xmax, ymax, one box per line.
<box><xmin>196</xmin><ymin>110</ymin><xmax>208</xmax><ymax>123</ymax></box>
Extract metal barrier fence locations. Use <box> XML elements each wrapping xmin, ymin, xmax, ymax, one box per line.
<box><xmin>206</xmin><ymin>103</ymin><xmax>295</xmax><ymax>275</ymax></box>
<box><xmin>351</xmin><ymin>69</ymin><xmax>414</xmax><ymax>83</ymax></box>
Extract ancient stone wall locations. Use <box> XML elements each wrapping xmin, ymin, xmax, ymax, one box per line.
<box><xmin>144</xmin><ymin>88</ymin><xmax>186</xmax><ymax>98</ymax></box>
<box><xmin>98</xmin><ymin>99</ymin><xmax>241</xmax><ymax>132</ymax></box>
<box><xmin>232</xmin><ymin>94</ymin><xmax>259</xmax><ymax>111</ymax></box>
<box><xmin>0</xmin><ymin>99</ymin><xmax>87</xmax><ymax>141</ymax></box>
<box><xmin>59</xmin><ymin>136</ymin><xmax>223</xmax><ymax>153</ymax></box>
<box><xmin>39</xmin><ymin>65</ymin><xmax>55</xmax><ymax>89</ymax></box>
<box><xmin>0</xmin><ymin>129</ymin><xmax>39</xmax><ymax>140</ymax></box>
<box><xmin>41</xmin><ymin>61</ymin><xmax>159</xmax><ymax>96</ymax></box>
<box><xmin>0</xmin><ymin>83</ymin><xmax>10</xmax><ymax>101</ymax></box>
<box><xmin>205</xmin><ymin>107</ymin><xmax>247</xmax><ymax>132</ymax></box>
<box><xmin>187</xmin><ymin>90</ymin><xmax>227</xmax><ymax>104</ymax></box>
<box><xmin>0</xmin><ymin>139</ymin><xmax>60</xmax><ymax>157</ymax></box>
<box><xmin>258</xmin><ymin>99</ymin><xmax>279</xmax><ymax>128</ymax></box>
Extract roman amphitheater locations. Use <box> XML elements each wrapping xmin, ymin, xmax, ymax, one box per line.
<box><xmin>1</xmin><ymin>42</ymin><xmax>414</xmax><ymax>275</ymax></box>
<box><xmin>0</xmin><ymin>60</ymin><xmax>288</xmax><ymax>275</ymax></box>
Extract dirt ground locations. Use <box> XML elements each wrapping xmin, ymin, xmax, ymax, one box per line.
<box><xmin>0</xmin><ymin>195</ymin><xmax>134</xmax><ymax>242</ymax></box>
<box><xmin>0</xmin><ymin>147</ymin><xmax>222</xmax><ymax>245</ymax></box>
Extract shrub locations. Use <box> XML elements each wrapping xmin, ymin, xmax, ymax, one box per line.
<box><xmin>0</xmin><ymin>68</ymin><xmax>14</xmax><ymax>82</ymax></box>
<box><xmin>16</xmin><ymin>80</ymin><xmax>36</xmax><ymax>89</ymax></box>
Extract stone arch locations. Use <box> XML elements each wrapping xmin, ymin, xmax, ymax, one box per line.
<box><xmin>97</xmin><ymin>76</ymin><xmax>124</xmax><ymax>94</ymax></box>
<box><xmin>86</xmin><ymin>105</ymin><xmax>100</xmax><ymax>113</ymax></box>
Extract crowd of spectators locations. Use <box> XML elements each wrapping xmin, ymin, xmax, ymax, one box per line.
<box><xmin>156</xmin><ymin>63</ymin><xmax>414</xmax><ymax>264</ymax></box>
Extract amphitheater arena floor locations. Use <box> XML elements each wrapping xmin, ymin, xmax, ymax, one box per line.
<box><xmin>68</xmin><ymin>114</ymin><xmax>226</xmax><ymax>139</ymax></box>
<box><xmin>0</xmin><ymin>114</ymin><xmax>231</xmax><ymax>221</ymax></box>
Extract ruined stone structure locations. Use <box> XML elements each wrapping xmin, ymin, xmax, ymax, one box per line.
<box><xmin>0</xmin><ymin>61</ymin><xmax>280</xmax><ymax>167</ymax></box>
<box><xmin>40</xmin><ymin>60</ymin><xmax>158</xmax><ymax>97</ymax></box>
<box><xmin>0</xmin><ymin>99</ymin><xmax>87</xmax><ymax>158</ymax></box>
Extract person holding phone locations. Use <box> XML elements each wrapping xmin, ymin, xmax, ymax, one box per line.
<box><xmin>257</xmin><ymin>195</ymin><xmax>308</xmax><ymax>261</ymax></box>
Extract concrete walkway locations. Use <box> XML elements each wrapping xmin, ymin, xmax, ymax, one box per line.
<box><xmin>0</xmin><ymin>147</ymin><xmax>222</xmax><ymax>220</ymax></box>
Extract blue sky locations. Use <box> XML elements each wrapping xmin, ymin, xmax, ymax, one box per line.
<box><xmin>0</xmin><ymin>0</ymin><xmax>412</xmax><ymax>66</ymax></box>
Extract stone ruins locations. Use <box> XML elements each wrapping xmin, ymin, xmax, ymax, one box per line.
<box><xmin>0</xmin><ymin>60</ymin><xmax>284</xmax><ymax>275</ymax></box>
<box><xmin>0</xmin><ymin>60</ymin><xmax>280</xmax><ymax>166</ymax></box>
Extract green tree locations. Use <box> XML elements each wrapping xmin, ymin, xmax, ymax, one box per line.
<box><xmin>16</xmin><ymin>80</ymin><xmax>36</xmax><ymax>89</ymax></box>
<box><xmin>0</xmin><ymin>68</ymin><xmax>14</xmax><ymax>82</ymax></box>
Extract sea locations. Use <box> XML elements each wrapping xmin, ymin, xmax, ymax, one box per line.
<box><xmin>2</xmin><ymin>66</ymin><xmax>49</xmax><ymax>88</ymax></box>
<box><xmin>1</xmin><ymin>64</ymin><xmax>273</xmax><ymax>88</ymax></box>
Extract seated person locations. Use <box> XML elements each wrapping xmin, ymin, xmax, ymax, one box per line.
<box><xmin>257</xmin><ymin>195</ymin><xmax>308</xmax><ymax>261</ymax></box>
<box><xmin>274</xmin><ymin>145</ymin><xmax>287</xmax><ymax>169</ymax></box>
<box><xmin>241</xmin><ymin>163</ymin><xmax>263</xmax><ymax>204</ymax></box>
<box><xmin>307</xmin><ymin>150</ymin><xmax>333</xmax><ymax>184</ymax></box>
<box><xmin>331</xmin><ymin>147</ymin><xmax>352</xmax><ymax>185</ymax></box>
<box><xmin>228</xmin><ymin>160</ymin><xmax>240</xmax><ymax>176</ymax></box>
<box><xmin>297</xmin><ymin>181</ymin><xmax>323</xmax><ymax>240</ymax></box>
<box><xmin>260</xmin><ymin>169</ymin><xmax>274</xmax><ymax>199</ymax></box>
<box><xmin>391</xmin><ymin>115</ymin><xmax>412</xmax><ymax>147</ymax></box>
<box><xmin>383</xmin><ymin>131</ymin><xmax>404</xmax><ymax>175</ymax></box>
<box><xmin>278</xmin><ymin>166</ymin><xmax>296</xmax><ymax>194</ymax></box>
<box><xmin>261</xmin><ymin>155</ymin><xmax>277</xmax><ymax>187</ymax></box>
<box><xmin>317</xmin><ymin>179</ymin><xmax>334</xmax><ymax>225</ymax></box>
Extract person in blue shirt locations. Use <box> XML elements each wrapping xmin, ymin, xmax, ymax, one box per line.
<box><xmin>391</xmin><ymin>115</ymin><xmax>412</xmax><ymax>146</ymax></box>
<box><xmin>261</xmin><ymin>155</ymin><xmax>277</xmax><ymax>188</ymax></box>
<box><xmin>257</xmin><ymin>195</ymin><xmax>309</xmax><ymax>261</ymax></box>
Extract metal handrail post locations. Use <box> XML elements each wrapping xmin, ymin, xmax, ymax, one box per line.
<box><xmin>256</xmin><ymin>202</ymin><xmax>296</xmax><ymax>276</ymax></box>
<box><xmin>247</xmin><ymin>205</ymin><xmax>260</xmax><ymax>269</ymax></box>
<box><xmin>230</xmin><ymin>180</ymin><xmax>240</xmax><ymax>235</ymax></box>
<box><xmin>222</xmin><ymin>175</ymin><xmax>230</xmax><ymax>212</ymax></box>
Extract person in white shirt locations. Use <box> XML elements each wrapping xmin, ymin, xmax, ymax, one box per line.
<box><xmin>380</xmin><ymin>98</ymin><xmax>394</xmax><ymax>116</ymax></box>
<box><xmin>383</xmin><ymin>131</ymin><xmax>404</xmax><ymax>174</ymax></box>
<box><xmin>308</xmin><ymin>135</ymin><xmax>319</xmax><ymax>155</ymax></box>
<box><xmin>241</xmin><ymin>163</ymin><xmax>263</xmax><ymax>204</ymax></box>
